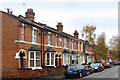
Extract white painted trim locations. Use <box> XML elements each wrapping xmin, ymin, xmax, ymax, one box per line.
<box><xmin>15</xmin><ymin>49</ymin><xmax>27</xmax><ymax>59</ymax></box>
<box><xmin>31</xmin><ymin>42</ymin><xmax>38</xmax><ymax>45</ymax></box>
<box><xmin>47</xmin><ymin>44</ymin><xmax>52</xmax><ymax>47</ymax></box>
<box><xmin>48</xmin><ymin>32</ymin><xmax>51</xmax><ymax>34</ymax></box>
<box><xmin>19</xmin><ymin>40</ymin><xmax>26</xmax><ymax>43</ymax></box>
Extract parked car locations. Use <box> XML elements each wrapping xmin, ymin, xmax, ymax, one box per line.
<box><xmin>90</xmin><ymin>63</ymin><xmax>104</xmax><ymax>72</ymax></box>
<box><xmin>117</xmin><ymin>61</ymin><xmax>120</xmax><ymax>65</ymax></box>
<box><xmin>83</xmin><ymin>65</ymin><xmax>94</xmax><ymax>74</ymax></box>
<box><xmin>64</xmin><ymin>64</ymin><xmax>89</xmax><ymax>78</ymax></box>
<box><xmin>113</xmin><ymin>61</ymin><xmax>118</xmax><ymax>65</ymax></box>
<box><xmin>103</xmin><ymin>63</ymin><xmax>111</xmax><ymax>68</ymax></box>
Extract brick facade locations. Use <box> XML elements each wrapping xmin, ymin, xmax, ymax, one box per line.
<box><xmin>1</xmin><ymin>8</ymin><xmax>94</xmax><ymax>78</ymax></box>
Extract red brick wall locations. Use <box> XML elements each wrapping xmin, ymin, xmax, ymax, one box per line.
<box><xmin>2</xmin><ymin>12</ymin><xmax>20</xmax><ymax>78</ymax></box>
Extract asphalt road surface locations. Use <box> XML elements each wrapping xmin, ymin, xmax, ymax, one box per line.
<box><xmin>39</xmin><ymin>65</ymin><xmax>119</xmax><ymax>80</ymax></box>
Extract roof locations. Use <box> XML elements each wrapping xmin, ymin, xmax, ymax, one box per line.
<box><xmin>45</xmin><ymin>47</ymin><xmax>56</xmax><ymax>52</ymax></box>
<box><xmin>1</xmin><ymin>10</ymin><xmax>90</xmax><ymax>44</ymax></box>
<box><xmin>63</xmin><ymin>49</ymin><xmax>70</xmax><ymax>53</ymax></box>
<box><xmin>28</xmin><ymin>45</ymin><xmax>41</xmax><ymax>51</ymax></box>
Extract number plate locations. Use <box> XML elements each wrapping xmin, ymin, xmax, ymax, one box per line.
<box><xmin>68</xmin><ymin>71</ymin><xmax>72</xmax><ymax>72</ymax></box>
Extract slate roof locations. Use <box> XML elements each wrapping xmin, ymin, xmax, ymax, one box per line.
<box><xmin>45</xmin><ymin>47</ymin><xmax>56</xmax><ymax>52</ymax></box>
<box><xmin>63</xmin><ymin>49</ymin><xmax>70</xmax><ymax>53</ymax></box>
<box><xmin>0</xmin><ymin>10</ymin><xmax>89</xmax><ymax>44</ymax></box>
<box><xmin>28</xmin><ymin>45</ymin><xmax>41</xmax><ymax>51</ymax></box>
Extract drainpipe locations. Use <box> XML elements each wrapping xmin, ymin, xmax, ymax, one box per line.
<box><xmin>43</xmin><ymin>29</ymin><xmax>45</xmax><ymax>67</ymax></box>
<box><xmin>41</xmin><ymin>30</ymin><xmax>43</xmax><ymax>67</ymax></box>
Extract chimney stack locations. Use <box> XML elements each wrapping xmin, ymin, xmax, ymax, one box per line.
<box><xmin>25</xmin><ymin>8</ymin><xmax>35</xmax><ymax>21</ymax></box>
<box><xmin>74</xmin><ymin>30</ymin><xmax>79</xmax><ymax>39</ymax></box>
<box><xmin>56</xmin><ymin>22</ymin><xmax>63</xmax><ymax>32</ymax></box>
<box><xmin>7</xmin><ymin>8</ymin><xmax>13</xmax><ymax>14</ymax></box>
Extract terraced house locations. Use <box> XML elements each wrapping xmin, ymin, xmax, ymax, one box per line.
<box><xmin>1</xmin><ymin>8</ymin><xmax>94</xmax><ymax>78</ymax></box>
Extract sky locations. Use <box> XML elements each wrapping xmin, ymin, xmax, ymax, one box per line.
<box><xmin>0</xmin><ymin>0</ymin><xmax>119</xmax><ymax>45</ymax></box>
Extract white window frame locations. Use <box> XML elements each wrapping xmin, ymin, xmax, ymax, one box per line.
<box><xmin>56</xmin><ymin>35</ymin><xmax>58</xmax><ymax>46</ymax></box>
<box><xmin>29</xmin><ymin>51</ymin><xmax>42</xmax><ymax>70</ymax></box>
<box><xmin>69</xmin><ymin>39</ymin><xmax>71</xmax><ymax>49</ymax></box>
<box><xmin>21</xmin><ymin>23</ymin><xmax>24</xmax><ymax>41</ymax></box>
<box><xmin>64</xmin><ymin>38</ymin><xmax>67</xmax><ymax>48</ymax></box>
<box><xmin>72</xmin><ymin>40</ymin><xmax>74</xmax><ymax>50</ymax></box>
<box><xmin>78</xmin><ymin>42</ymin><xmax>80</xmax><ymax>51</ymax></box>
<box><xmin>45</xmin><ymin>52</ymin><xmax>55</xmax><ymax>66</ymax></box>
<box><xmin>59</xmin><ymin>37</ymin><xmax>61</xmax><ymax>47</ymax></box>
<box><xmin>72</xmin><ymin>54</ymin><xmax>78</xmax><ymax>64</ymax></box>
<box><xmin>63</xmin><ymin>53</ymin><xmax>70</xmax><ymax>65</ymax></box>
<box><xmin>81</xmin><ymin>42</ymin><xmax>83</xmax><ymax>51</ymax></box>
<box><xmin>48</xmin><ymin>34</ymin><xmax>51</xmax><ymax>45</ymax></box>
<box><xmin>32</xmin><ymin>27</ymin><xmax>37</xmax><ymax>43</ymax></box>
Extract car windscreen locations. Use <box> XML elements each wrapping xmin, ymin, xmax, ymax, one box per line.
<box><xmin>68</xmin><ymin>65</ymin><xmax>77</xmax><ymax>69</ymax></box>
<box><xmin>77</xmin><ymin>65</ymin><xmax>85</xmax><ymax>69</ymax></box>
<box><xmin>90</xmin><ymin>63</ymin><xmax>99</xmax><ymax>67</ymax></box>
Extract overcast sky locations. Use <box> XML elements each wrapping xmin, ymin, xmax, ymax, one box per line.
<box><xmin>0</xmin><ymin>0</ymin><xmax>119</xmax><ymax>45</ymax></box>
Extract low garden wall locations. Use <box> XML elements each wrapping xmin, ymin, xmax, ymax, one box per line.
<box><xmin>17</xmin><ymin>66</ymin><xmax>65</xmax><ymax>78</ymax></box>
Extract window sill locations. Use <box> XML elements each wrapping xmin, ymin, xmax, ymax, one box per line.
<box><xmin>64</xmin><ymin>47</ymin><xmax>68</xmax><ymax>49</ymax></box>
<box><xmin>18</xmin><ymin>40</ymin><xmax>26</xmax><ymax>43</ymax></box>
<box><xmin>29</xmin><ymin>67</ymin><xmax>42</xmax><ymax>70</ymax></box>
<box><xmin>47</xmin><ymin>44</ymin><xmax>52</xmax><ymax>47</ymax></box>
<box><xmin>59</xmin><ymin>47</ymin><xmax>62</xmax><ymax>49</ymax></box>
<box><xmin>32</xmin><ymin>42</ymin><xmax>38</xmax><ymax>45</ymax></box>
<box><xmin>45</xmin><ymin>65</ymin><xmax>55</xmax><ymax>67</ymax></box>
<box><xmin>55</xmin><ymin>46</ymin><xmax>59</xmax><ymax>48</ymax></box>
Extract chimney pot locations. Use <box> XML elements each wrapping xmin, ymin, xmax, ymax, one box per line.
<box><xmin>7</xmin><ymin>9</ymin><xmax>10</xmax><ymax>13</ymax></box>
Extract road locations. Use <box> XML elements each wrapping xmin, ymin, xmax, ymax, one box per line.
<box><xmin>39</xmin><ymin>65</ymin><xmax>119</xmax><ymax>80</ymax></box>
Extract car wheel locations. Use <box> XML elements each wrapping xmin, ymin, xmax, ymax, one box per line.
<box><xmin>65</xmin><ymin>75</ymin><xmax>69</xmax><ymax>78</ymax></box>
<box><xmin>87</xmin><ymin>71</ymin><xmax>89</xmax><ymax>76</ymax></box>
<box><xmin>98</xmin><ymin>69</ymin><xmax>100</xmax><ymax>72</ymax></box>
<box><xmin>79</xmin><ymin>73</ymin><xmax>82</xmax><ymax>78</ymax></box>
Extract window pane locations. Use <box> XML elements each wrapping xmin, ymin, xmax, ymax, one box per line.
<box><xmin>51</xmin><ymin>53</ymin><xmax>54</xmax><ymax>65</ymax></box>
<box><xmin>47</xmin><ymin>53</ymin><xmax>49</xmax><ymax>58</ymax></box>
<box><xmin>36</xmin><ymin>60</ymin><xmax>40</xmax><ymax>67</ymax></box>
<box><xmin>47</xmin><ymin>59</ymin><xmax>49</xmax><ymax>65</ymax></box>
<box><xmin>51</xmin><ymin>59</ymin><xmax>54</xmax><ymax>65</ymax></box>
<box><xmin>34</xmin><ymin>36</ymin><xmax>36</xmax><ymax>42</ymax></box>
<box><xmin>64</xmin><ymin>54</ymin><xmax>66</xmax><ymax>64</ymax></box>
<box><xmin>30</xmin><ymin>60</ymin><xmax>34</xmax><ymax>67</ymax></box>
<box><xmin>47</xmin><ymin>53</ymin><xmax>49</xmax><ymax>65</ymax></box>
<box><xmin>30</xmin><ymin>52</ymin><xmax>34</xmax><ymax>59</ymax></box>
<box><xmin>36</xmin><ymin>52</ymin><xmax>40</xmax><ymax>59</ymax></box>
<box><xmin>34</xmin><ymin>30</ymin><xmax>36</xmax><ymax>36</ymax></box>
<box><xmin>51</xmin><ymin>53</ymin><xmax>54</xmax><ymax>58</ymax></box>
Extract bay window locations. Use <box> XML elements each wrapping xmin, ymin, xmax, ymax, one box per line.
<box><xmin>29</xmin><ymin>51</ymin><xmax>41</xmax><ymax>69</ymax></box>
<box><xmin>72</xmin><ymin>54</ymin><xmax>78</xmax><ymax>64</ymax></box>
<box><xmin>63</xmin><ymin>54</ymin><xmax>70</xmax><ymax>65</ymax></box>
<box><xmin>46</xmin><ymin>52</ymin><xmax>55</xmax><ymax>66</ymax></box>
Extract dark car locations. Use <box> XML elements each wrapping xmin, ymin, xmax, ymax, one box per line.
<box><xmin>83</xmin><ymin>65</ymin><xmax>94</xmax><ymax>74</ymax></box>
<box><xmin>64</xmin><ymin>64</ymin><xmax>89</xmax><ymax>78</ymax></box>
<box><xmin>90</xmin><ymin>63</ymin><xmax>104</xmax><ymax>72</ymax></box>
<box><xmin>103</xmin><ymin>63</ymin><xmax>111</xmax><ymax>68</ymax></box>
